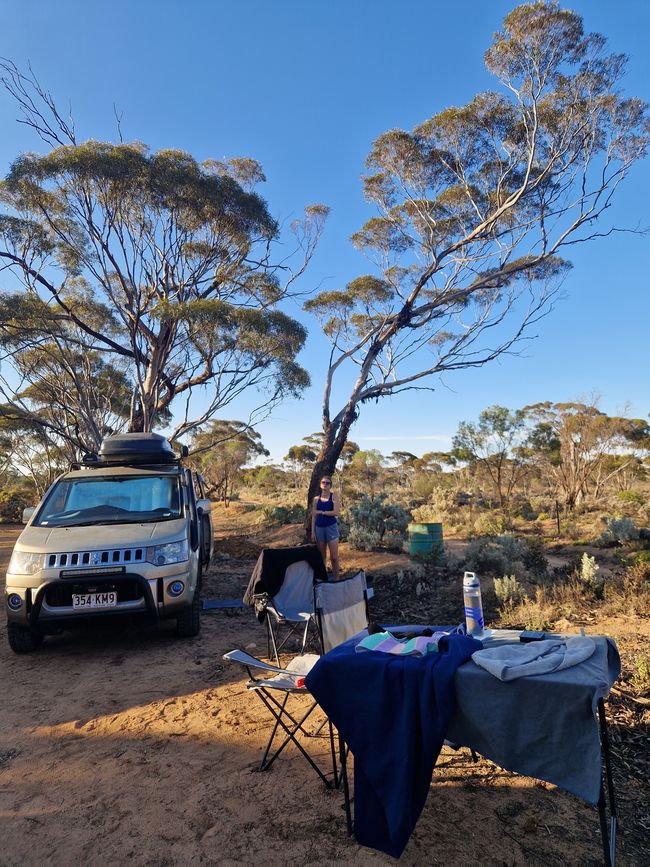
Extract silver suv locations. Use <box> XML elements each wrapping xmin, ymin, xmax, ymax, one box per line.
<box><xmin>5</xmin><ymin>433</ymin><xmax>213</xmax><ymax>653</ymax></box>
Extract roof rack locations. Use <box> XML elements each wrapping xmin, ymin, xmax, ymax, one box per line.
<box><xmin>72</xmin><ymin>433</ymin><xmax>187</xmax><ymax>469</ymax></box>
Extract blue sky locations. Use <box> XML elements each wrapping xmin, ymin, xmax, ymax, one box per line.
<box><xmin>1</xmin><ymin>0</ymin><xmax>649</xmax><ymax>461</ymax></box>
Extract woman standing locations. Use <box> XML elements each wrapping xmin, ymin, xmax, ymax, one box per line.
<box><xmin>311</xmin><ymin>475</ymin><xmax>341</xmax><ymax>580</ymax></box>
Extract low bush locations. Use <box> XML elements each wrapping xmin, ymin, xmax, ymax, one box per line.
<box><xmin>348</xmin><ymin>494</ymin><xmax>409</xmax><ymax>551</ymax></box>
<box><xmin>471</xmin><ymin>510</ymin><xmax>507</xmax><ymax>536</ymax></box>
<box><xmin>462</xmin><ymin>534</ymin><xmax>527</xmax><ymax>578</ymax></box>
<box><xmin>494</xmin><ymin>575</ymin><xmax>526</xmax><ymax>608</ymax></box>
<box><xmin>604</xmin><ymin>562</ymin><xmax>650</xmax><ymax>617</ymax></box>
<box><xmin>263</xmin><ymin>503</ymin><xmax>307</xmax><ymax>525</ymax></box>
<box><xmin>0</xmin><ymin>487</ymin><xmax>32</xmax><ymax>523</ymax></box>
<box><xmin>633</xmin><ymin>656</ymin><xmax>650</xmax><ymax>693</ymax></box>
<box><xmin>600</xmin><ymin>516</ymin><xmax>639</xmax><ymax>545</ymax></box>
<box><xmin>348</xmin><ymin>526</ymin><xmax>381</xmax><ymax>552</ymax></box>
<box><xmin>410</xmin><ymin>504</ymin><xmax>439</xmax><ymax>523</ymax></box>
<box><xmin>522</xmin><ymin>536</ymin><xmax>549</xmax><ymax>579</ymax></box>
<box><xmin>500</xmin><ymin>587</ymin><xmax>554</xmax><ymax>631</ymax></box>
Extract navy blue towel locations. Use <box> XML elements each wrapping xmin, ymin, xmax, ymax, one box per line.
<box><xmin>305</xmin><ymin>633</ymin><xmax>481</xmax><ymax>858</ymax></box>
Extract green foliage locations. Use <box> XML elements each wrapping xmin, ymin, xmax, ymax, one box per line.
<box><xmin>348</xmin><ymin>493</ymin><xmax>410</xmax><ymax>551</ymax></box>
<box><xmin>615</xmin><ymin>490</ymin><xmax>645</xmax><ymax>507</ymax></box>
<box><xmin>463</xmin><ymin>534</ymin><xmax>527</xmax><ymax>578</ymax></box>
<box><xmin>472</xmin><ymin>510</ymin><xmax>508</xmax><ymax>536</ymax></box>
<box><xmin>191</xmin><ymin>421</ymin><xmax>268</xmax><ymax>504</ymax></box>
<box><xmin>632</xmin><ymin>551</ymin><xmax>650</xmax><ymax>565</ymax></box>
<box><xmin>263</xmin><ymin>504</ymin><xmax>307</xmax><ymax>525</ymax></box>
<box><xmin>410</xmin><ymin>504</ymin><xmax>440</xmax><ymax>523</ymax></box>
<box><xmin>0</xmin><ymin>70</ymin><xmax>324</xmax><ymax>437</ymax></box>
<box><xmin>348</xmin><ymin>527</ymin><xmax>382</xmax><ymax>552</ymax></box>
<box><xmin>0</xmin><ymin>486</ymin><xmax>33</xmax><ymax>522</ymax></box>
<box><xmin>494</xmin><ymin>575</ymin><xmax>526</xmax><ymax>608</ymax></box>
<box><xmin>522</xmin><ymin>536</ymin><xmax>549</xmax><ymax>578</ymax></box>
<box><xmin>600</xmin><ymin>516</ymin><xmax>639</xmax><ymax>545</ymax></box>
<box><xmin>633</xmin><ymin>656</ymin><xmax>650</xmax><ymax>692</ymax></box>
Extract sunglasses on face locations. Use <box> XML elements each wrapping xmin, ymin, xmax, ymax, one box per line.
<box><xmin>321</xmin><ymin>481</ymin><xmax>331</xmax><ymax>485</ymax></box>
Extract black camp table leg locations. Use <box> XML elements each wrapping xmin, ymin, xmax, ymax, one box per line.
<box><xmin>597</xmin><ymin>697</ymin><xmax>618</xmax><ymax>867</ymax></box>
<box><xmin>339</xmin><ymin>733</ymin><xmax>353</xmax><ymax>836</ymax></box>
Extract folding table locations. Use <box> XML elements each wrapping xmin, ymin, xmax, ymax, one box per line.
<box><xmin>307</xmin><ymin>627</ymin><xmax>620</xmax><ymax>864</ymax></box>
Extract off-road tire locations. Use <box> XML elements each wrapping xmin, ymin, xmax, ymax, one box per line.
<box><xmin>176</xmin><ymin>577</ymin><xmax>201</xmax><ymax>638</ymax></box>
<box><xmin>7</xmin><ymin>622</ymin><xmax>44</xmax><ymax>653</ymax></box>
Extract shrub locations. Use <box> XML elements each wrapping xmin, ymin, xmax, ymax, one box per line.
<box><xmin>615</xmin><ymin>490</ymin><xmax>645</xmax><ymax>507</ymax></box>
<box><xmin>348</xmin><ymin>526</ymin><xmax>381</xmax><ymax>552</ymax></box>
<box><xmin>502</xmin><ymin>587</ymin><xmax>554</xmax><ymax>631</ymax></box>
<box><xmin>471</xmin><ymin>510</ymin><xmax>507</xmax><ymax>536</ymax></box>
<box><xmin>410</xmin><ymin>504</ymin><xmax>439</xmax><ymax>523</ymax></box>
<box><xmin>632</xmin><ymin>550</ymin><xmax>650</xmax><ymax>565</ymax></box>
<box><xmin>412</xmin><ymin>488</ymin><xmax>462</xmax><ymax>525</ymax></box>
<box><xmin>383</xmin><ymin>532</ymin><xmax>407</xmax><ymax>552</ymax></box>
<box><xmin>600</xmin><ymin>516</ymin><xmax>639</xmax><ymax>545</ymax></box>
<box><xmin>463</xmin><ymin>534</ymin><xmax>527</xmax><ymax>578</ymax></box>
<box><xmin>0</xmin><ymin>488</ymin><xmax>32</xmax><ymax>523</ymax></box>
<box><xmin>522</xmin><ymin>536</ymin><xmax>549</xmax><ymax>579</ymax></box>
<box><xmin>633</xmin><ymin>656</ymin><xmax>650</xmax><ymax>692</ymax></box>
<box><xmin>348</xmin><ymin>494</ymin><xmax>409</xmax><ymax>551</ymax></box>
<box><xmin>603</xmin><ymin>562</ymin><xmax>650</xmax><ymax>617</ymax></box>
<box><xmin>579</xmin><ymin>553</ymin><xmax>600</xmax><ymax>588</ymax></box>
<box><xmin>263</xmin><ymin>503</ymin><xmax>307</xmax><ymax>525</ymax></box>
<box><xmin>494</xmin><ymin>575</ymin><xmax>526</xmax><ymax>608</ymax></box>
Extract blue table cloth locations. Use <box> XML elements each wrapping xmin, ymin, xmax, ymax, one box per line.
<box><xmin>305</xmin><ymin>632</ymin><xmax>480</xmax><ymax>858</ymax></box>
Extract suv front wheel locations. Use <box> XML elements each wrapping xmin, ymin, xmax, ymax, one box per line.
<box><xmin>7</xmin><ymin>622</ymin><xmax>45</xmax><ymax>654</ymax></box>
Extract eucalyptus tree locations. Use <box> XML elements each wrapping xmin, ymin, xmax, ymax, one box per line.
<box><xmin>452</xmin><ymin>405</ymin><xmax>528</xmax><ymax>519</ymax></box>
<box><xmin>524</xmin><ymin>401</ymin><xmax>650</xmax><ymax>509</ymax></box>
<box><xmin>0</xmin><ymin>60</ymin><xmax>326</xmax><ymax>443</ymax></box>
<box><xmin>303</xmin><ymin>1</ymin><xmax>649</xmax><ymax>505</ymax></box>
<box><xmin>190</xmin><ymin>419</ymin><xmax>268</xmax><ymax>505</ymax></box>
<box><xmin>0</xmin><ymin>287</ymin><xmax>133</xmax><ymax>453</ymax></box>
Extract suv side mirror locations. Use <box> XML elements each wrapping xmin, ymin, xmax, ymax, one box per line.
<box><xmin>22</xmin><ymin>507</ymin><xmax>36</xmax><ymax>524</ymax></box>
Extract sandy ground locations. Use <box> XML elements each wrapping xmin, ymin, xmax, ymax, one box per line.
<box><xmin>0</xmin><ymin>523</ymin><xmax>647</xmax><ymax>866</ymax></box>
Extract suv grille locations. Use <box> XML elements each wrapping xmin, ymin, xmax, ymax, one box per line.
<box><xmin>47</xmin><ymin>548</ymin><xmax>145</xmax><ymax>569</ymax></box>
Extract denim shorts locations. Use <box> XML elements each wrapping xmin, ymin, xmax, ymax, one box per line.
<box><xmin>315</xmin><ymin>523</ymin><xmax>339</xmax><ymax>543</ymax></box>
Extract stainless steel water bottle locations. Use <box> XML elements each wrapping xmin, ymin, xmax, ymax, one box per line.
<box><xmin>463</xmin><ymin>571</ymin><xmax>485</xmax><ymax>639</ymax></box>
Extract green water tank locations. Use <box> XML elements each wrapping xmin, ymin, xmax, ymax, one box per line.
<box><xmin>407</xmin><ymin>522</ymin><xmax>444</xmax><ymax>563</ymax></box>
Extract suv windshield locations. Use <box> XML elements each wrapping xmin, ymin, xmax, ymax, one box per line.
<box><xmin>35</xmin><ymin>475</ymin><xmax>183</xmax><ymax>527</ymax></box>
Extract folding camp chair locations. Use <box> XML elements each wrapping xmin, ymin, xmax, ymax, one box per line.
<box><xmin>223</xmin><ymin>570</ymin><xmax>369</xmax><ymax>789</ymax></box>
<box><xmin>262</xmin><ymin>559</ymin><xmax>319</xmax><ymax>665</ymax></box>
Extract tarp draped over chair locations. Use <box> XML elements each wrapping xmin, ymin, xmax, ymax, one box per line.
<box><xmin>243</xmin><ymin>545</ymin><xmax>329</xmax><ymax>664</ymax></box>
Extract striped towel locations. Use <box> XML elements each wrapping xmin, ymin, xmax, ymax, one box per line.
<box><xmin>355</xmin><ymin>631</ymin><xmax>447</xmax><ymax>656</ymax></box>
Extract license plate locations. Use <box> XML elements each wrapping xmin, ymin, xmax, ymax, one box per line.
<box><xmin>72</xmin><ymin>592</ymin><xmax>117</xmax><ymax>609</ymax></box>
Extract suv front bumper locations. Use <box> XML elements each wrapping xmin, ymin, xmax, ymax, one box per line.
<box><xmin>5</xmin><ymin>565</ymin><xmax>196</xmax><ymax>632</ymax></box>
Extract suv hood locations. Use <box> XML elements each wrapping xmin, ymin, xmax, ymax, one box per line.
<box><xmin>16</xmin><ymin>518</ymin><xmax>188</xmax><ymax>553</ymax></box>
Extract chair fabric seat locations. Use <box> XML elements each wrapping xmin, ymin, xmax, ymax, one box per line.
<box><xmin>251</xmin><ymin>654</ymin><xmax>321</xmax><ymax>691</ymax></box>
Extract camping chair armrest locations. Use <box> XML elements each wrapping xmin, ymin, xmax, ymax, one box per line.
<box><xmin>223</xmin><ymin>649</ymin><xmax>286</xmax><ymax>675</ymax></box>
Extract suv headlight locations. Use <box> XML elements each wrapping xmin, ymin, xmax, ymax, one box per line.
<box><xmin>146</xmin><ymin>540</ymin><xmax>189</xmax><ymax>566</ymax></box>
<box><xmin>7</xmin><ymin>550</ymin><xmax>43</xmax><ymax>575</ymax></box>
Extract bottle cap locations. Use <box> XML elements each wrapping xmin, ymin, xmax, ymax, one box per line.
<box><xmin>463</xmin><ymin>571</ymin><xmax>479</xmax><ymax>588</ymax></box>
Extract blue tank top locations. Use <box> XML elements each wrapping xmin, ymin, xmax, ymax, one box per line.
<box><xmin>315</xmin><ymin>493</ymin><xmax>337</xmax><ymax>527</ymax></box>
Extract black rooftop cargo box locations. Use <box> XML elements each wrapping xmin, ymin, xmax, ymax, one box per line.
<box><xmin>98</xmin><ymin>433</ymin><xmax>177</xmax><ymax>465</ymax></box>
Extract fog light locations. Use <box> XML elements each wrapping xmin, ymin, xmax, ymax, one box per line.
<box><xmin>7</xmin><ymin>593</ymin><xmax>22</xmax><ymax>610</ymax></box>
<box><xmin>168</xmin><ymin>581</ymin><xmax>184</xmax><ymax>597</ymax></box>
